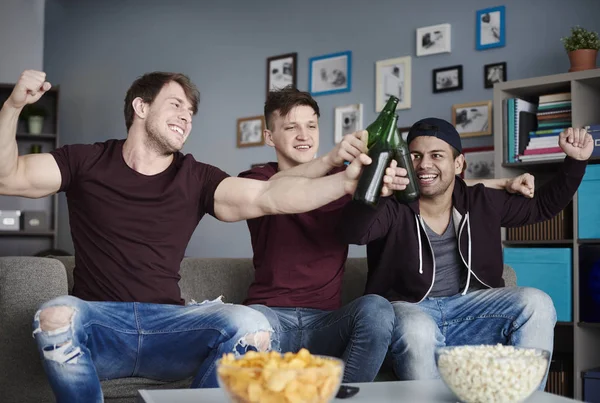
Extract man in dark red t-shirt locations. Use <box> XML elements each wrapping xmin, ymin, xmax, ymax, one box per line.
<box><xmin>239</xmin><ymin>87</ymin><xmax>538</xmax><ymax>383</ymax></box>
<box><xmin>0</xmin><ymin>71</ymin><xmax>395</xmax><ymax>403</ymax></box>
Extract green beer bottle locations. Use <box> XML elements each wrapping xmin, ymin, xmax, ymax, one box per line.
<box><xmin>353</xmin><ymin>114</ymin><xmax>399</xmax><ymax>207</ymax></box>
<box><xmin>366</xmin><ymin>96</ymin><xmax>399</xmax><ymax>149</ymax></box>
<box><xmin>392</xmin><ymin>127</ymin><xmax>420</xmax><ymax>204</ymax></box>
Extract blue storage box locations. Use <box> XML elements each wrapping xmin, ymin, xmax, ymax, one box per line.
<box><xmin>584</xmin><ymin>367</ymin><xmax>600</xmax><ymax>403</ymax></box>
<box><xmin>503</xmin><ymin>248</ymin><xmax>572</xmax><ymax>322</ymax></box>
<box><xmin>578</xmin><ymin>164</ymin><xmax>600</xmax><ymax>239</ymax></box>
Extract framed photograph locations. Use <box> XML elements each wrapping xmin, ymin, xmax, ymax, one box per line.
<box><xmin>398</xmin><ymin>126</ymin><xmax>411</xmax><ymax>141</ymax></box>
<box><xmin>433</xmin><ymin>65</ymin><xmax>463</xmax><ymax>93</ymax></box>
<box><xmin>309</xmin><ymin>51</ymin><xmax>352</xmax><ymax>96</ymax></box>
<box><xmin>476</xmin><ymin>6</ymin><xmax>505</xmax><ymax>50</ymax></box>
<box><xmin>237</xmin><ymin>116</ymin><xmax>265</xmax><ymax>148</ymax></box>
<box><xmin>484</xmin><ymin>62</ymin><xmax>507</xmax><ymax>89</ymax></box>
<box><xmin>266</xmin><ymin>52</ymin><xmax>297</xmax><ymax>97</ymax></box>
<box><xmin>335</xmin><ymin>103</ymin><xmax>363</xmax><ymax>144</ymax></box>
<box><xmin>462</xmin><ymin>146</ymin><xmax>495</xmax><ymax>179</ymax></box>
<box><xmin>375</xmin><ymin>56</ymin><xmax>411</xmax><ymax>111</ymax></box>
<box><xmin>452</xmin><ymin>101</ymin><xmax>493</xmax><ymax>138</ymax></box>
<box><xmin>416</xmin><ymin>23</ymin><xmax>451</xmax><ymax>56</ymax></box>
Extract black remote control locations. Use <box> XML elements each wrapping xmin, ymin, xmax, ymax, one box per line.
<box><xmin>336</xmin><ymin>385</ymin><xmax>360</xmax><ymax>399</ymax></box>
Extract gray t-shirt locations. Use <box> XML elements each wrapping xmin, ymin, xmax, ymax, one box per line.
<box><xmin>424</xmin><ymin>216</ymin><xmax>466</xmax><ymax>297</ymax></box>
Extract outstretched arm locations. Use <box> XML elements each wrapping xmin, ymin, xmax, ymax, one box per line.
<box><xmin>213</xmin><ymin>153</ymin><xmax>405</xmax><ymax>222</ymax></box>
<box><xmin>466</xmin><ymin>173</ymin><xmax>535</xmax><ymax>198</ymax></box>
<box><xmin>0</xmin><ymin>70</ymin><xmax>61</xmax><ymax>198</ymax></box>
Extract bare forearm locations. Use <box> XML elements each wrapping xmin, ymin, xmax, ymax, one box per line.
<box><xmin>261</xmin><ymin>171</ymin><xmax>348</xmax><ymax>214</ymax></box>
<box><xmin>270</xmin><ymin>155</ymin><xmax>335</xmax><ymax>180</ymax></box>
<box><xmin>0</xmin><ymin>102</ymin><xmax>21</xmax><ymax>180</ymax></box>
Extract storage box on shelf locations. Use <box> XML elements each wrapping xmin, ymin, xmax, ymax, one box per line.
<box><xmin>493</xmin><ymin>68</ymin><xmax>600</xmax><ymax>400</ymax></box>
<box><xmin>0</xmin><ymin>84</ymin><xmax>60</xmax><ymax>256</ymax></box>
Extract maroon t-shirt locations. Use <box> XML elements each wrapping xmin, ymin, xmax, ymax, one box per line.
<box><xmin>239</xmin><ymin>163</ymin><xmax>350</xmax><ymax>310</ymax></box>
<box><xmin>51</xmin><ymin>139</ymin><xmax>228</xmax><ymax>305</ymax></box>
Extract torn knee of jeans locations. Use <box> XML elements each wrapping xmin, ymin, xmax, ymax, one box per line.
<box><xmin>42</xmin><ymin>340</ymin><xmax>82</xmax><ymax>364</ymax></box>
<box><xmin>233</xmin><ymin>331</ymin><xmax>272</xmax><ymax>355</ymax></box>
<box><xmin>32</xmin><ymin>306</ymin><xmax>76</xmax><ymax>337</ymax></box>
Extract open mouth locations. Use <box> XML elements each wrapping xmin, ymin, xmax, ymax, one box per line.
<box><xmin>168</xmin><ymin>124</ymin><xmax>184</xmax><ymax>137</ymax></box>
<box><xmin>294</xmin><ymin>145</ymin><xmax>311</xmax><ymax>151</ymax></box>
<box><xmin>418</xmin><ymin>173</ymin><xmax>439</xmax><ymax>185</ymax></box>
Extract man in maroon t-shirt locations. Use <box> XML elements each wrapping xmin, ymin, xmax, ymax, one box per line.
<box><xmin>0</xmin><ymin>70</ymin><xmax>398</xmax><ymax>403</ymax></box>
<box><xmin>239</xmin><ymin>87</ymin><xmax>537</xmax><ymax>383</ymax></box>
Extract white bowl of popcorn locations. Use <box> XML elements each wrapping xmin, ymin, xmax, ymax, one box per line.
<box><xmin>217</xmin><ymin>349</ymin><xmax>344</xmax><ymax>403</ymax></box>
<box><xmin>435</xmin><ymin>344</ymin><xmax>550</xmax><ymax>403</ymax></box>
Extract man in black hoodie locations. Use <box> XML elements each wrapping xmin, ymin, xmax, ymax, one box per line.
<box><xmin>340</xmin><ymin>117</ymin><xmax>593</xmax><ymax>385</ymax></box>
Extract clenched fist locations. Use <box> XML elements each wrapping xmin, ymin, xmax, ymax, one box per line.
<box><xmin>559</xmin><ymin>127</ymin><xmax>594</xmax><ymax>161</ymax></box>
<box><xmin>5</xmin><ymin>70</ymin><xmax>51</xmax><ymax>109</ymax></box>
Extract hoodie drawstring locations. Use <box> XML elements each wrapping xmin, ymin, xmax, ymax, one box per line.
<box><xmin>415</xmin><ymin>215</ymin><xmax>423</xmax><ymax>274</ymax></box>
<box><xmin>462</xmin><ymin>212</ymin><xmax>473</xmax><ymax>295</ymax></box>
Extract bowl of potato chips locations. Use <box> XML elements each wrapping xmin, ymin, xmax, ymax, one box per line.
<box><xmin>217</xmin><ymin>348</ymin><xmax>344</xmax><ymax>403</ymax></box>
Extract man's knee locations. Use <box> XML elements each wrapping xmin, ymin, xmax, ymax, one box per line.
<box><xmin>354</xmin><ymin>294</ymin><xmax>395</xmax><ymax>328</ymax></box>
<box><xmin>226</xmin><ymin>305</ymin><xmax>275</xmax><ymax>354</ymax></box>
<box><xmin>519</xmin><ymin>287</ymin><xmax>557</xmax><ymax>324</ymax></box>
<box><xmin>38</xmin><ymin>306</ymin><xmax>75</xmax><ymax>332</ymax></box>
<box><xmin>393</xmin><ymin>310</ymin><xmax>439</xmax><ymax>348</ymax></box>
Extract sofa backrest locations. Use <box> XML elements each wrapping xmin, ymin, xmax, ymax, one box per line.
<box><xmin>50</xmin><ymin>256</ymin><xmax>516</xmax><ymax>306</ymax></box>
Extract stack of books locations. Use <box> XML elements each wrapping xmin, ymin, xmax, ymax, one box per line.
<box><xmin>520</xmin><ymin>92</ymin><xmax>571</xmax><ymax>162</ymax></box>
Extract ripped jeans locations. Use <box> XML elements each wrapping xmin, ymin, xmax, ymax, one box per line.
<box><xmin>32</xmin><ymin>295</ymin><xmax>274</xmax><ymax>403</ymax></box>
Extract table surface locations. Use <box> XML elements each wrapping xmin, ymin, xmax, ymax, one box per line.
<box><xmin>136</xmin><ymin>379</ymin><xmax>578</xmax><ymax>402</ymax></box>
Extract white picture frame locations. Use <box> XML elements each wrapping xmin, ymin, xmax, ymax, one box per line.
<box><xmin>463</xmin><ymin>147</ymin><xmax>495</xmax><ymax>179</ymax></box>
<box><xmin>375</xmin><ymin>56</ymin><xmax>411</xmax><ymax>112</ymax></box>
<box><xmin>335</xmin><ymin>103</ymin><xmax>363</xmax><ymax>144</ymax></box>
<box><xmin>416</xmin><ymin>23</ymin><xmax>452</xmax><ymax>57</ymax></box>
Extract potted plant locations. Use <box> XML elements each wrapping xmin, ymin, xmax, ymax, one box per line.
<box><xmin>561</xmin><ymin>26</ymin><xmax>600</xmax><ymax>72</ymax></box>
<box><xmin>20</xmin><ymin>105</ymin><xmax>47</xmax><ymax>135</ymax></box>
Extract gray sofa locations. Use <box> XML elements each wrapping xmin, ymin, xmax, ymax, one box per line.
<box><xmin>0</xmin><ymin>256</ymin><xmax>517</xmax><ymax>403</ymax></box>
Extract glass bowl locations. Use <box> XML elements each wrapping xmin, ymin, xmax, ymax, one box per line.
<box><xmin>216</xmin><ymin>350</ymin><xmax>344</xmax><ymax>403</ymax></box>
<box><xmin>435</xmin><ymin>344</ymin><xmax>550</xmax><ymax>403</ymax></box>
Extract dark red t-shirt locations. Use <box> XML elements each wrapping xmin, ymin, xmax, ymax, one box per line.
<box><xmin>51</xmin><ymin>139</ymin><xmax>228</xmax><ymax>305</ymax></box>
<box><xmin>239</xmin><ymin>163</ymin><xmax>350</xmax><ymax>310</ymax></box>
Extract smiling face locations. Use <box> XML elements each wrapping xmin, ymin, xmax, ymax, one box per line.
<box><xmin>265</xmin><ymin>105</ymin><xmax>319</xmax><ymax>170</ymax></box>
<box><xmin>409</xmin><ymin>135</ymin><xmax>464</xmax><ymax>199</ymax></box>
<box><xmin>144</xmin><ymin>81</ymin><xmax>194</xmax><ymax>154</ymax></box>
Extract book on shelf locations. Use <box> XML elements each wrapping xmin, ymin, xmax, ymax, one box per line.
<box><xmin>506</xmin><ymin>208</ymin><xmax>571</xmax><ymax>241</ymax></box>
<box><xmin>538</xmin><ymin>92</ymin><xmax>571</xmax><ymax>104</ymax></box>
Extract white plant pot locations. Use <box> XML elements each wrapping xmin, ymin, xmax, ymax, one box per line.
<box><xmin>28</xmin><ymin>116</ymin><xmax>44</xmax><ymax>135</ymax></box>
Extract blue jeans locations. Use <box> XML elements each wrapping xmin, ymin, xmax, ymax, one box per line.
<box><xmin>250</xmin><ymin>294</ymin><xmax>395</xmax><ymax>383</ymax></box>
<box><xmin>390</xmin><ymin>287</ymin><xmax>556</xmax><ymax>388</ymax></box>
<box><xmin>32</xmin><ymin>295</ymin><xmax>274</xmax><ymax>403</ymax></box>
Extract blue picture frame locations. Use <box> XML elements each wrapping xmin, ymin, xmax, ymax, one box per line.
<box><xmin>308</xmin><ymin>51</ymin><xmax>352</xmax><ymax>96</ymax></box>
<box><xmin>476</xmin><ymin>5</ymin><xmax>505</xmax><ymax>50</ymax></box>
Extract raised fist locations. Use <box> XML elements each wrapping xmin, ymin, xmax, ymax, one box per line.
<box><xmin>6</xmin><ymin>70</ymin><xmax>51</xmax><ymax>109</ymax></box>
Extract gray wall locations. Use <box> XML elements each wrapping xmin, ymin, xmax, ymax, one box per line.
<box><xmin>0</xmin><ymin>0</ymin><xmax>45</xmax><ymax>83</ymax></box>
<box><xmin>43</xmin><ymin>0</ymin><xmax>600</xmax><ymax>258</ymax></box>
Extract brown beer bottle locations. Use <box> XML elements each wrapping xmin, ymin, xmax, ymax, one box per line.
<box><xmin>353</xmin><ymin>114</ymin><xmax>398</xmax><ymax>207</ymax></box>
<box><xmin>366</xmin><ymin>96</ymin><xmax>399</xmax><ymax>149</ymax></box>
<box><xmin>392</xmin><ymin>128</ymin><xmax>420</xmax><ymax>204</ymax></box>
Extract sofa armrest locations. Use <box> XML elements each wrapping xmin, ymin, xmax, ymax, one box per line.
<box><xmin>0</xmin><ymin>257</ymin><xmax>69</xmax><ymax>403</ymax></box>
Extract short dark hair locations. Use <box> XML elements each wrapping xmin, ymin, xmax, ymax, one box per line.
<box><xmin>124</xmin><ymin>72</ymin><xmax>200</xmax><ymax>131</ymax></box>
<box><xmin>264</xmin><ymin>86</ymin><xmax>320</xmax><ymax>130</ymax></box>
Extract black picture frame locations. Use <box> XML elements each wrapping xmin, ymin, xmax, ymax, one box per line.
<box><xmin>484</xmin><ymin>62</ymin><xmax>507</xmax><ymax>89</ymax></box>
<box><xmin>432</xmin><ymin>65</ymin><xmax>463</xmax><ymax>93</ymax></box>
<box><xmin>266</xmin><ymin>52</ymin><xmax>297</xmax><ymax>98</ymax></box>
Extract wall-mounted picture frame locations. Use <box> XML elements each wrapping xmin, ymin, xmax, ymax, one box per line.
<box><xmin>334</xmin><ymin>103</ymin><xmax>363</xmax><ymax>144</ymax></box>
<box><xmin>398</xmin><ymin>126</ymin><xmax>412</xmax><ymax>141</ymax></box>
<box><xmin>266</xmin><ymin>52</ymin><xmax>297</xmax><ymax>97</ymax></box>
<box><xmin>375</xmin><ymin>56</ymin><xmax>411</xmax><ymax>112</ymax></box>
<box><xmin>476</xmin><ymin>6</ymin><xmax>506</xmax><ymax>50</ymax></box>
<box><xmin>433</xmin><ymin>65</ymin><xmax>463</xmax><ymax>93</ymax></box>
<box><xmin>452</xmin><ymin>100</ymin><xmax>493</xmax><ymax>138</ymax></box>
<box><xmin>484</xmin><ymin>62</ymin><xmax>507</xmax><ymax>89</ymax></box>
<box><xmin>237</xmin><ymin>116</ymin><xmax>265</xmax><ymax>148</ymax></box>
<box><xmin>309</xmin><ymin>51</ymin><xmax>352</xmax><ymax>96</ymax></box>
<box><xmin>416</xmin><ymin>23</ymin><xmax>451</xmax><ymax>56</ymax></box>
<box><xmin>462</xmin><ymin>146</ymin><xmax>495</xmax><ymax>179</ymax></box>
